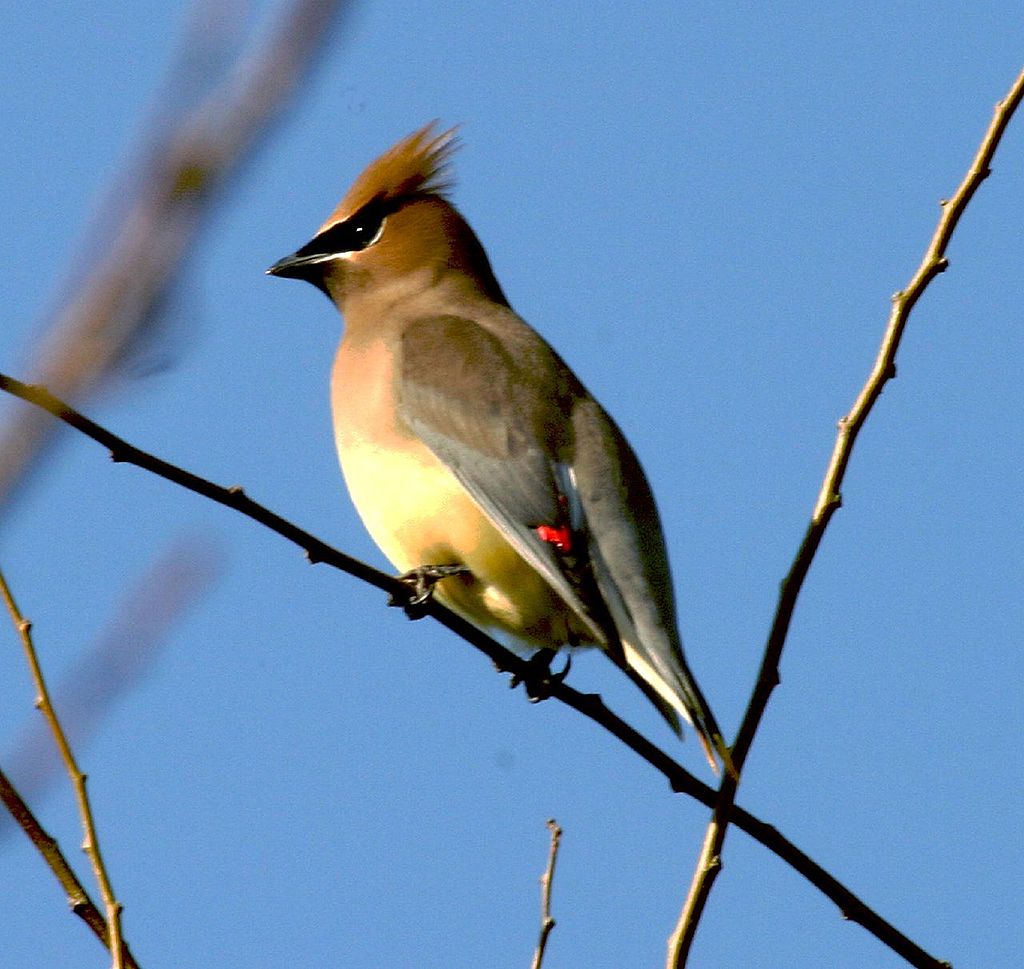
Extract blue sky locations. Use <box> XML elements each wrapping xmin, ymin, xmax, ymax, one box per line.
<box><xmin>2</xmin><ymin>3</ymin><xmax>1021</xmax><ymax>967</ymax></box>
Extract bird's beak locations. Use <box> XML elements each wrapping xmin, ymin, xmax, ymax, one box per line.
<box><xmin>266</xmin><ymin>250</ymin><xmax>326</xmax><ymax>280</ymax></box>
<box><xmin>266</xmin><ymin>246</ymin><xmax>336</xmax><ymax>298</ymax></box>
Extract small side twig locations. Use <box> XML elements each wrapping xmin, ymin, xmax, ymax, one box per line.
<box><xmin>0</xmin><ymin>567</ymin><xmax>128</xmax><ymax>969</ymax></box>
<box><xmin>531</xmin><ymin>819</ymin><xmax>563</xmax><ymax>969</ymax></box>
<box><xmin>0</xmin><ymin>765</ymin><xmax>141</xmax><ymax>969</ymax></box>
<box><xmin>667</xmin><ymin>65</ymin><xmax>1024</xmax><ymax>969</ymax></box>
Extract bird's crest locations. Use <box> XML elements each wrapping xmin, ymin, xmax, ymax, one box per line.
<box><xmin>321</xmin><ymin>122</ymin><xmax>458</xmax><ymax>231</ymax></box>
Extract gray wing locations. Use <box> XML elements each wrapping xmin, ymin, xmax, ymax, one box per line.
<box><xmin>570</xmin><ymin>396</ymin><xmax>723</xmax><ymax>745</ymax></box>
<box><xmin>398</xmin><ymin>313</ymin><xmax>723</xmax><ymax>752</ymax></box>
<box><xmin>397</xmin><ymin>313</ymin><xmax>605</xmax><ymax>644</ymax></box>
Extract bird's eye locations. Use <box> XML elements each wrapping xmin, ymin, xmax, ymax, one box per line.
<box><xmin>299</xmin><ymin>200</ymin><xmax>389</xmax><ymax>259</ymax></box>
<box><xmin>346</xmin><ymin>211</ymin><xmax>387</xmax><ymax>250</ymax></box>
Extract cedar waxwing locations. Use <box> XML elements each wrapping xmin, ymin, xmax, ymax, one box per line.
<box><xmin>268</xmin><ymin>123</ymin><xmax>732</xmax><ymax>774</ymax></box>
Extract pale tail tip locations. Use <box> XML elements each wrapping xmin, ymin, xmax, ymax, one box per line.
<box><xmin>715</xmin><ymin>735</ymin><xmax>739</xmax><ymax>782</ymax></box>
<box><xmin>698</xmin><ymin>731</ymin><xmax>739</xmax><ymax>781</ymax></box>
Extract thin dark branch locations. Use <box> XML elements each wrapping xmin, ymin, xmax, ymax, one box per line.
<box><xmin>0</xmin><ymin>766</ymin><xmax>142</xmax><ymax>969</ymax></box>
<box><xmin>0</xmin><ymin>371</ymin><xmax>943</xmax><ymax>967</ymax></box>
<box><xmin>668</xmin><ymin>65</ymin><xmax>1024</xmax><ymax>968</ymax></box>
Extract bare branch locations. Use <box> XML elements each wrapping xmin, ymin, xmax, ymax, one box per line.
<box><xmin>0</xmin><ymin>535</ymin><xmax>221</xmax><ymax>833</ymax></box>
<box><xmin>530</xmin><ymin>819</ymin><xmax>563</xmax><ymax>969</ymax></box>
<box><xmin>0</xmin><ymin>567</ymin><xmax>128</xmax><ymax>968</ymax></box>
<box><xmin>667</xmin><ymin>65</ymin><xmax>1024</xmax><ymax>969</ymax></box>
<box><xmin>0</xmin><ymin>371</ymin><xmax>945</xmax><ymax>966</ymax></box>
<box><xmin>0</xmin><ymin>765</ymin><xmax>142</xmax><ymax>969</ymax></box>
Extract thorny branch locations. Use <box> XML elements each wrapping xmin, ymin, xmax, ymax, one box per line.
<box><xmin>666</xmin><ymin>65</ymin><xmax>1024</xmax><ymax>969</ymax></box>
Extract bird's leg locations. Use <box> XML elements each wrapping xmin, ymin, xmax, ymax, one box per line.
<box><xmin>510</xmin><ymin>651</ymin><xmax>573</xmax><ymax>703</ymax></box>
<box><xmin>390</xmin><ymin>563</ymin><xmax>470</xmax><ymax>618</ymax></box>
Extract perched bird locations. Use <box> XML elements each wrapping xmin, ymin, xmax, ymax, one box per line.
<box><xmin>268</xmin><ymin>123</ymin><xmax>732</xmax><ymax>774</ymax></box>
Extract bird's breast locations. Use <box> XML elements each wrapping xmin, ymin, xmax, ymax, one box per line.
<box><xmin>329</xmin><ymin>334</ymin><xmax>584</xmax><ymax>648</ymax></box>
<box><xmin>331</xmin><ymin>335</ymin><xmax>468</xmax><ymax>572</ymax></box>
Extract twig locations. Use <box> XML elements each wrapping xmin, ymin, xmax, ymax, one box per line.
<box><xmin>531</xmin><ymin>819</ymin><xmax>563</xmax><ymax>969</ymax></box>
<box><xmin>0</xmin><ymin>765</ymin><xmax>141</xmax><ymax>969</ymax></box>
<box><xmin>0</xmin><ymin>567</ymin><xmax>127</xmax><ymax>968</ymax></box>
<box><xmin>0</xmin><ymin>372</ymin><xmax>945</xmax><ymax>967</ymax></box>
<box><xmin>0</xmin><ymin>534</ymin><xmax>221</xmax><ymax>833</ymax></box>
<box><xmin>667</xmin><ymin>65</ymin><xmax>1024</xmax><ymax>969</ymax></box>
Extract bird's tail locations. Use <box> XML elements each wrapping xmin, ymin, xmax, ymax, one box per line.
<box><xmin>620</xmin><ymin>641</ymin><xmax>737</xmax><ymax>779</ymax></box>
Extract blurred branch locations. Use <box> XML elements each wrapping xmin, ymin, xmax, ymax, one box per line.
<box><xmin>0</xmin><ymin>0</ymin><xmax>351</xmax><ymax>515</ymax></box>
<box><xmin>0</xmin><ymin>765</ymin><xmax>142</xmax><ymax>969</ymax></box>
<box><xmin>0</xmin><ymin>372</ymin><xmax>945</xmax><ymax>967</ymax></box>
<box><xmin>667</xmin><ymin>65</ymin><xmax>1024</xmax><ymax>969</ymax></box>
<box><xmin>0</xmin><ymin>534</ymin><xmax>221</xmax><ymax>839</ymax></box>
<box><xmin>530</xmin><ymin>819</ymin><xmax>562</xmax><ymax>969</ymax></box>
<box><xmin>0</xmin><ymin>566</ymin><xmax>128</xmax><ymax>968</ymax></box>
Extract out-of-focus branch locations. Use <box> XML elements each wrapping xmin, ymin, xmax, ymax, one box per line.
<box><xmin>0</xmin><ymin>566</ymin><xmax>128</xmax><ymax>968</ymax></box>
<box><xmin>530</xmin><ymin>819</ymin><xmax>562</xmax><ymax>969</ymax></box>
<box><xmin>667</xmin><ymin>65</ymin><xmax>1024</xmax><ymax>969</ymax></box>
<box><xmin>0</xmin><ymin>764</ymin><xmax>142</xmax><ymax>969</ymax></box>
<box><xmin>0</xmin><ymin>535</ymin><xmax>221</xmax><ymax>838</ymax></box>
<box><xmin>0</xmin><ymin>371</ymin><xmax>946</xmax><ymax>968</ymax></box>
<box><xmin>0</xmin><ymin>0</ymin><xmax>351</xmax><ymax>514</ymax></box>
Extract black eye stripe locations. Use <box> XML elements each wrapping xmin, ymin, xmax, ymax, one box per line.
<box><xmin>297</xmin><ymin>195</ymin><xmax>400</xmax><ymax>258</ymax></box>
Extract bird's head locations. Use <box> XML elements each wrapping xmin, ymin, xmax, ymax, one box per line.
<box><xmin>267</xmin><ymin>122</ymin><xmax>506</xmax><ymax>308</ymax></box>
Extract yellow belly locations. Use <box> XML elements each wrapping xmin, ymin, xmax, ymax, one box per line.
<box><xmin>331</xmin><ymin>337</ymin><xmax>581</xmax><ymax>648</ymax></box>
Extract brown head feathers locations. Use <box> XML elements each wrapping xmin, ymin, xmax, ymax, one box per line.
<box><xmin>320</xmin><ymin>122</ymin><xmax>458</xmax><ymax>232</ymax></box>
<box><xmin>269</xmin><ymin>121</ymin><xmax>507</xmax><ymax>306</ymax></box>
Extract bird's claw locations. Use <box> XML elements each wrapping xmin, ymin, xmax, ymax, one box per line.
<box><xmin>390</xmin><ymin>563</ymin><xmax>469</xmax><ymax>618</ymax></box>
<box><xmin>510</xmin><ymin>651</ymin><xmax>572</xmax><ymax>703</ymax></box>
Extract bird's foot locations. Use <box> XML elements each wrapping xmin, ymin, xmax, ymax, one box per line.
<box><xmin>390</xmin><ymin>563</ymin><xmax>470</xmax><ymax>618</ymax></box>
<box><xmin>510</xmin><ymin>651</ymin><xmax>572</xmax><ymax>703</ymax></box>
